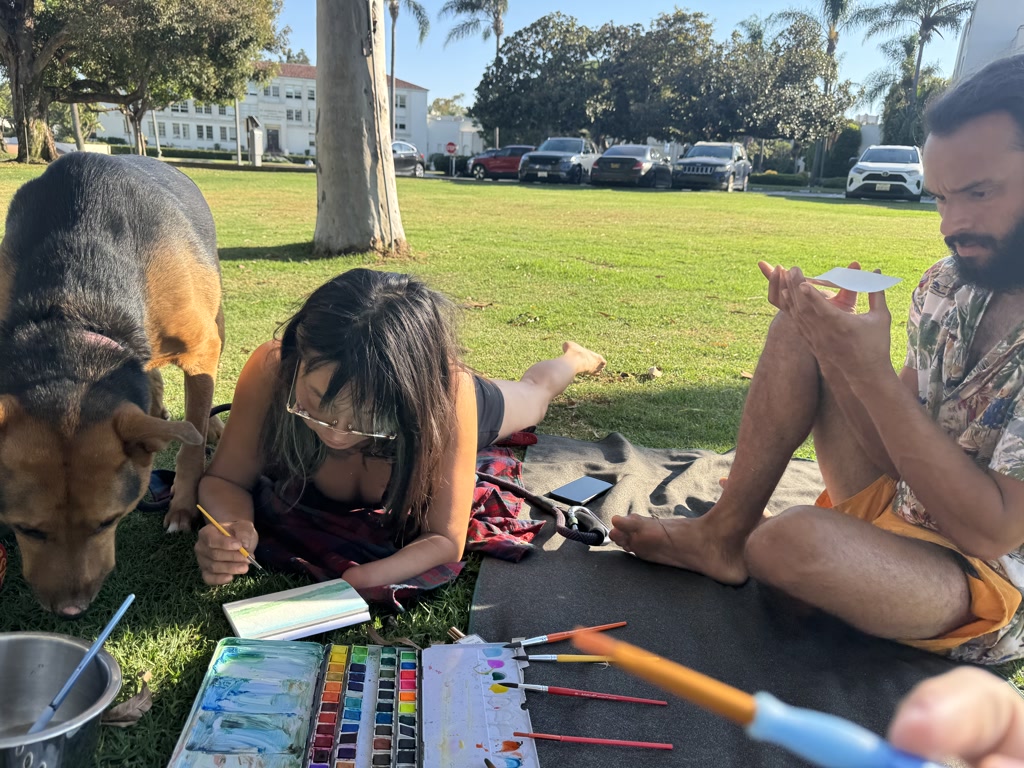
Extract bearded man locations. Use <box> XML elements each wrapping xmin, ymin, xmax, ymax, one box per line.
<box><xmin>612</xmin><ymin>54</ymin><xmax>1024</xmax><ymax>665</ymax></box>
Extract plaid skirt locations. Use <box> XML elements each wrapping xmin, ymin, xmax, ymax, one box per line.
<box><xmin>253</xmin><ymin>437</ymin><xmax>543</xmax><ymax>610</ymax></box>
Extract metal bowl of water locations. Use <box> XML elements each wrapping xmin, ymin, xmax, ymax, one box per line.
<box><xmin>0</xmin><ymin>632</ymin><xmax>122</xmax><ymax>768</ymax></box>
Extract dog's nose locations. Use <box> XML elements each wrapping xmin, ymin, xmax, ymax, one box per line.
<box><xmin>56</xmin><ymin>603</ymin><xmax>87</xmax><ymax>618</ymax></box>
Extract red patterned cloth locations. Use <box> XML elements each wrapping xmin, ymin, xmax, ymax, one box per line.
<box><xmin>253</xmin><ymin>438</ymin><xmax>544</xmax><ymax>610</ymax></box>
<box><xmin>0</xmin><ymin>541</ymin><xmax>6</xmax><ymax>592</ymax></box>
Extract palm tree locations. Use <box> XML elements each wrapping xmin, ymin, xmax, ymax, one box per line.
<box><xmin>852</xmin><ymin>0</ymin><xmax>974</xmax><ymax>108</ymax></box>
<box><xmin>438</xmin><ymin>0</ymin><xmax>509</xmax><ymax>146</ymax></box>
<box><xmin>388</xmin><ymin>0</ymin><xmax>430</xmax><ymax>142</ymax></box>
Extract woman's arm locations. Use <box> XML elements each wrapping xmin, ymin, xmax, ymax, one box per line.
<box><xmin>343</xmin><ymin>370</ymin><xmax>478</xmax><ymax>589</ymax></box>
<box><xmin>195</xmin><ymin>341</ymin><xmax>279</xmax><ymax>584</ymax></box>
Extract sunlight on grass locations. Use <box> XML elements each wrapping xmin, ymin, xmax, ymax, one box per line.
<box><xmin>0</xmin><ymin>165</ymin><xmax>983</xmax><ymax>766</ymax></box>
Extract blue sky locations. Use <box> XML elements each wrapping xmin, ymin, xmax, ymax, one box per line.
<box><xmin>279</xmin><ymin>0</ymin><xmax>963</xmax><ymax>111</ymax></box>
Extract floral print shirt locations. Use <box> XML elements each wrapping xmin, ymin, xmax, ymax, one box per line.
<box><xmin>901</xmin><ymin>258</ymin><xmax>1024</xmax><ymax>663</ymax></box>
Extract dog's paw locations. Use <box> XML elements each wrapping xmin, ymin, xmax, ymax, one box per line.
<box><xmin>164</xmin><ymin>506</ymin><xmax>197</xmax><ymax>533</ymax></box>
<box><xmin>206</xmin><ymin>415</ymin><xmax>225</xmax><ymax>446</ymax></box>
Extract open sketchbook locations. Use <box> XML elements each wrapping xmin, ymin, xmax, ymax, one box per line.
<box><xmin>222</xmin><ymin>578</ymin><xmax>371</xmax><ymax>641</ymax></box>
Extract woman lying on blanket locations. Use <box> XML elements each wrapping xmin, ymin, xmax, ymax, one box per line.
<box><xmin>194</xmin><ymin>268</ymin><xmax>605</xmax><ymax>591</ymax></box>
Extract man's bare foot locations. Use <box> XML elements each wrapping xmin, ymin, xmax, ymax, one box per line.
<box><xmin>562</xmin><ymin>341</ymin><xmax>606</xmax><ymax>375</ymax></box>
<box><xmin>610</xmin><ymin>514</ymin><xmax>749</xmax><ymax>585</ymax></box>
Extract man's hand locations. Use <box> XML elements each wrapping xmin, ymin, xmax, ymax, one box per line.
<box><xmin>195</xmin><ymin>519</ymin><xmax>259</xmax><ymax>585</ymax></box>
<box><xmin>758</xmin><ymin>260</ymin><xmax>893</xmax><ymax>385</ymax></box>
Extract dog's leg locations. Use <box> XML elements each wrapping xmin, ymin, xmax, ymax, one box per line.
<box><xmin>165</xmin><ymin>334</ymin><xmax>222</xmax><ymax>532</ymax></box>
<box><xmin>147</xmin><ymin>369</ymin><xmax>171</xmax><ymax>420</ymax></box>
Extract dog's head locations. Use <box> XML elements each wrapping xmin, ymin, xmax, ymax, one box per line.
<box><xmin>0</xmin><ymin>395</ymin><xmax>201</xmax><ymax>616</ymax></box>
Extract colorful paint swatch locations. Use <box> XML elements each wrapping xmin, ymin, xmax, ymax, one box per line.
<box><xmin>307</xmin><ymin>644</ymin><xmax>349</xmax><ymax>768</ymax></box>
<box><xmin>167</xmin><ymin>638</ymin><xmax>325</xmax><ymax>768</ymax></box>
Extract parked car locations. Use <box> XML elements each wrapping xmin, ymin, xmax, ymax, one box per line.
<box><xmin>466</xmin><ymin>149</ymin><xmax>497</xmax><ymax>176</ymax></box>
<box><xmin>590</xmin><ymin>145</ymin><xmax>673</xmax><ymax>188</ymax></box>
<box><xmin>392</xmin><ymin>141</ymin><xmax>425</xmax><ymax>177</ymax></box>
<box><xmin>518</xmin><ymin>137</ymin><xmax>599</xmax><ymax>184</ymax></box>
<box><xmin>672</xmin><ymin>142</ymin><xmax>752</xmax><ymax>191</ymax></box>
<box><xmin>470</xmin><ymin>145</ymin><xmax>534</xmax><ymax>180</ymax></box>
<box><xmin>846</xmin><ymin>145</ymin><xmax>924</xmax><ymax>202</ymax></box>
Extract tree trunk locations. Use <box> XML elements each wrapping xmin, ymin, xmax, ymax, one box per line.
<box><xmin>151</xmin><ymin>110</ymin><xmax>162</xmax><ymax>158</ymax></box>
<box><xmin>911</xmin><ymin>36</ymin><xmax>926</xmax><ymax>108</ymax></box>
<box><xmin>493</xmin><ymin>33</ymin><xmax>501</xmax><ymax>148</ymax></box>
<box><xmin>71</xmin><ymin>103</ymin><xmax>85</xmax><ymax>150</ymax></box>
<box><xmin>756</xmin><ymin>138</ymin><xmax>765</xmax><ymax>174</ymax></box>
<box><xmin>11</xmin><ymin>75</ymin><xmax>55</xmax><ymax>162</ymax></box>
<box><xmin>389</xmin><ymin>7</ymin><xmax>397</xmax><ymax>142</ymax></box>
<box><xmin>131</xmin><ymin>111</ymin><xmax>146</xmax><ymax>155</ymax></box>
<box><xmin>234</xmin><ymin>99</ymin><xmax>243</xmax><ymax>165</ymax></box>
<box><xmin>314</xmin><ymin>0</ymin><xmax>407</xmax><ymax>256</ymax></box>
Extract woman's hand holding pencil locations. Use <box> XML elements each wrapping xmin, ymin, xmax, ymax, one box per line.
<box><xmin>194</xmin><ymin>506</ymin><xmax>262</xmax><ymax>584</ymax></box>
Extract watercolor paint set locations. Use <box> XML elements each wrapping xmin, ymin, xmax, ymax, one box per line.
<box><xmin>166</xmin><ymin>637</ymin><xmax>540</xmax><ymax>768</ymax></box>
<box><xmin>306</xmin><ymin>643</ymin><xmax>421</xmax><ymax>768</ymax></box>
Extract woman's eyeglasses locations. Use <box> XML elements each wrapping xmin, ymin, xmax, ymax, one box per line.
<box><xmin>285</xmin><ymin>364</ymin><xmax>397</xmax><ymax>440</ymax></box>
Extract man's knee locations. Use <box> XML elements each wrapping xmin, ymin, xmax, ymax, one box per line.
<box><xmin>745</xmin><ymin>506</ymin><xmax>828</xmax><ymax>588</ymax></box>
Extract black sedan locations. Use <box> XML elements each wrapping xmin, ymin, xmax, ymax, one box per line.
<box><xmin>590</xmin><ymin>145</ymin><xmax>673</xmax><ymax>188</ymax></box>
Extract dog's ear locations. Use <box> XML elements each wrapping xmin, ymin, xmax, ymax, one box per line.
<box><xmin>113</xmin><ymin>403</ymin><xmax>203</xmax><ymax>458</ymax></box>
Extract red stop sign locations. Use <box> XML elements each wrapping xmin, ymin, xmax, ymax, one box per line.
<box><xmin>446</xmin><ymin>142</ymin><xmax>457</xmax><ymax>155</ymax></box>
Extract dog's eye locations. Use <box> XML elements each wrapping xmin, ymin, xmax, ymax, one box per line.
<box><xmin>94</xmin><ymin>516</ymin><xmax>119</xmax><ymax>534</ymax></box>
<box><xmin>14</xmin><ymin>525</ymin><xmax>47</xmax><ymax>541</ymax></box>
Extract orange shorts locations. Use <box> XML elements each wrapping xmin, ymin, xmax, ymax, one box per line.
<box><xmin>817</xmin><ymin>476</ymin><xmax>1022</xmax><ymax>652</ymax></box>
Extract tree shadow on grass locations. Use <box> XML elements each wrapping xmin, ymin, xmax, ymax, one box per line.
<box><xmin>218</xmin><ymin>242</ymin><xmax>316</xmax><ymax>263</ymax></box>
<box><xmin>775</xmin><ymin>195</ymin><xmax>936</xmax><ymax>213</ymax></box>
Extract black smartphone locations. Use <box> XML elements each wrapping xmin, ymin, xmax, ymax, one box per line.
<box><xmin>547</xmin><ymin>476</ymin><xmax>614</xmax><ymax>506</ymax></box>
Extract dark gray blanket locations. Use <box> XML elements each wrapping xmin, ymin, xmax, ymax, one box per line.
<box><xmin>469</xmin><ymin>433</ymin><xmax>960</xmax><ymax>768</ymax></box>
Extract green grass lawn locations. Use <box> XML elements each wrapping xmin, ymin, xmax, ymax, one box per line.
<box><xmin>0</xmin><ymin>166</ymin><xmax>1014</xmax><ymax>765</ymax></box>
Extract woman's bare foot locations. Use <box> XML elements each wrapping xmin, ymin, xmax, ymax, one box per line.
<box><xmin>610</xmin><ymin>514</ymin><xmax>749</xmax><ymax>585</ymax></box>
<box><xmin>562</xmin><ymin>341</ymin><xmax>606</xmax><ymax>375</ymax></box>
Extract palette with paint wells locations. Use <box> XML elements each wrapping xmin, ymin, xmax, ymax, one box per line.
<box><xmin>307</xmin><ymin>644</ymin><xmax>422</xmax><ymax>768</ymax></box>
<box><xmin>168</xmin><ymin>639</ymin><xmax>538</xmax><ymax>768</ymax></box>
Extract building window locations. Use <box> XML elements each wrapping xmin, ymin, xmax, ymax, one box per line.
<box><xmin>172</xmin><ymin>123</ymin><xmax>181</xmax><ymax>139</ymax></box>
<box><xmin>247</xmin><ymin>82</ymin><xmax>258</xmax><ymax>95</ymax></box>
<box><xmin>157</xmin><ymin>122</ymin><xmax>166</xmax><ymax>138</ymax></box>
<box><xmin>202</xmin><ymin>125</ymin><xmax>213</xmax><ymax>140</ymax></box>
<box><xmin>263</xmin><ymin>85</ymin><xmax>270</xmax><ymax>96</ymax></box>
<box><xmin>395</xmin><ymin>95</ymin><xmax>407</xmax><ymax>109</ymax></box>
<box><xmin>271</xmin><ymin>85</ymin><xmax>280</xmax><ymax>97</ymax></box>
<box><xmin>196</xmin><ymin>104</ymin><xmax>212</xmax><ymax>115</ymax></box>
<box><xmin>396</xmin><ymin>122</ymin><xmax>406</xmax><ymax>130</ymax></box>
<box><xmin>286</xmin><ymin>109</ymin><xmax>295</xmax><ymax>122</ymax></box>
<box><xmin>218</xmin><ymin>105</ymin><xmax>228</xmax><ymax>116</ymax></box>
<box><xmin>170</xmin><ymin>101</ymin><xmax>188</xmax><ymax>113</ymax></box>
<box><xmin>308</xmin><ymin>110</ymin><xmax>314</xmax><ymax>123</ymax></box>
<box><xmin>220</xmin><ymin>126</ymin><xmax>228</xmax><ymax>141</ymax></box>
<box><xmin>309</xmin><ymin>133</ymin><xmax>315</xmax><ymax>147</ymax></box>
<box><xmin>182</xmin><ymin>124</ymin><xmax>190</xmax><ymax>139</ymax></box>
<box><xmin>308</xmin><ymin>88</ymin><xmax>315</xmax><ymax>100</ymax></box>
<box><xmin>229</xmin><ymin>127</ymin><xmax>237</xmax><ymax>140</ymax></box>
<box><xmin>285</xmin><ymin>85</ymin><xmax>300</xmax><ymax>99</ymax></box>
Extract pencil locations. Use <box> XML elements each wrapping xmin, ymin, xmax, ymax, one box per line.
<box><xmin>498</xmin><ymin>681</ymin><xmax>667</xmax><ymax>706</ymax></box>
<box><xmin>513</xmin><ymin>732</ymin><xmax>673</xmax><ymax>750</ymax></box>
<box><xmin>196</xmin><ymin>504</ymin><xmax>264</xmax><ymax>571</ymax></box>
<box><xmin>504</xmin><ymin>621</ymin><xmax>626</xmax><ymax>649</ymax></box>
<box><xmin>511</xmin><ymin>654</ymin><xmax>613</xmax><ymax>663</ymax></box>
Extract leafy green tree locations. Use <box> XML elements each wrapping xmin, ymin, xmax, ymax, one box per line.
<box><xmin>66</xmin><ymin>0</ymin><xmax>283</xmax><ymax>155</ymax></box>
<box><xmin>388</xmin><ymin>0</ymin><xmax>429</xmax><ymax>140</ymax></box>
<box><xmin>470</xmin><ymin>13</ymin><xmax>596</xmax><ymax>146</ymax></box>
<box><xmin>430</xmin><ymin>94</ymin><xmax>467</xmax><ymax>116</ymax></box>
<box><xmin>825</xmin><ymin>121</ymin><xmax>862</xmax><ymax>175</ymax></box>
<box><xmin>283</xmin><ymin>47</ymin><xmax>312</xmax><ymax>64</ymax></box>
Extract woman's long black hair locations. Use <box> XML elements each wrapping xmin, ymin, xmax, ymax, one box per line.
<box><xmin>260</xmin><ymin>268</ymin><xmax>461</xmax><ymax>538</ymax></box>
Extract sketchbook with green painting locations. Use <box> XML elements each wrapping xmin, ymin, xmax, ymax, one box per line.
<box><xmin>222</xmin><ymin>577</ymin><xmax>371</xmax><ymax>641</ymax></box>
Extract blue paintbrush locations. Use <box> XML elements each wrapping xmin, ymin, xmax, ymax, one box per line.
<box><xmin>27</xmin><ymin>593</ymin><xmax>135</xmax><ymax>735</ymax></box>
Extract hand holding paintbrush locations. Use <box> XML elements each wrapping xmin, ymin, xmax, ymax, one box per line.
<box><xmin>196</xmin><ymin>504</ymin><xmax>263</xmax><ymax>574</ymax></box>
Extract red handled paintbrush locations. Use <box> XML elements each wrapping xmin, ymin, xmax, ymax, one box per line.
<box><xmin>498</xmin><ymin>681</ymin><xmax>667</xmax><ymax>706</ymax></box>
<box><xmin>503</xmin><ymin>621</ymin><xmax>626</xmax><ymax>649</ymax></box>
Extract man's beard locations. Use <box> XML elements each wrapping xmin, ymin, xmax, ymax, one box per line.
<box><xmin>950</xmin><ymin>211</ymin><xmax>1024</xmax><ymax>292</ymax></box>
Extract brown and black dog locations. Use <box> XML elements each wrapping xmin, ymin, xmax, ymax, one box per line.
<box><xmin>0</xmin><ymin>153</ymin><xmax>223</xmax><ymax>615</ymax></box>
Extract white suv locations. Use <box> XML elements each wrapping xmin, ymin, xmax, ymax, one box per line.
<box><xmin>846</xmin><ymin>145</ymin><xmax>924</xmax><ymax>203</ymax></box>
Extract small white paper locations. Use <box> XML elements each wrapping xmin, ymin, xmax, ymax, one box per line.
<box><xmin>807</xmin><ymin>267</ymin><xmax>902</xmax><ymax>293</ymax></box>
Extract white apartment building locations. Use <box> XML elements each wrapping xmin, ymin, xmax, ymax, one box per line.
<box><xmin>953</xmin><ymin>0</ymin><xmax>1024</xmax><ymax>82</ymax></box>
<box><xmin>95</xmin><ymin>64</ymin><xmax>429</xmax><ymax>156</ymax></box>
